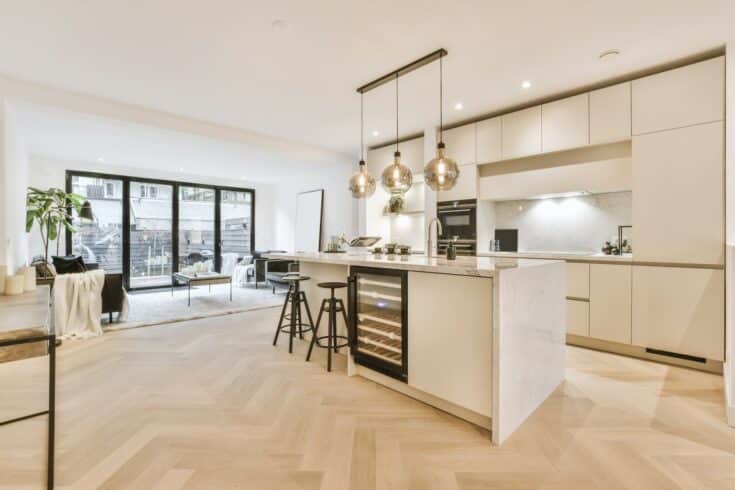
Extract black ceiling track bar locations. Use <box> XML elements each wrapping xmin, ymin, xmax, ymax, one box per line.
<box><xmin>356</xmin><ymin>48</ymin><xmax>448</xmax><ymax>94</ymax></box>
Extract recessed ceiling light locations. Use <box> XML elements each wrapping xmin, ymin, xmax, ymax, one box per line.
<box><xmin>372</xmin><ymin>130</ymin><xmax>380</xmax><ymax>137</ymax></box>
<box><xmin>454</xmin><ymin>102</ymin><xmax>463</xmax><ymax>111</ymax></box>
<box><xmin>97</xmin><ymin>157</ymin><xmax>104</xmax><ymax>163</ymax></box>
<box><xmin>599</xmin><ymin>49</ymin><xmax>620</xmax><ymax>61</ymax></box>
<box><xmin>521</xmin><ymin>80</ymin><xmax>532</xmax><ymax>89</ymax></box>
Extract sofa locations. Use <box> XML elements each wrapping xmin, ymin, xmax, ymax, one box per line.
<box><xmin>51</xmin><ymin>256</ymin><xmax>126</xmax><ymax>322</ymax></box>
<box><xmin>251</xmin><ymin>251</ymin><xmax>297</xmax><ymax>292</ymax></box>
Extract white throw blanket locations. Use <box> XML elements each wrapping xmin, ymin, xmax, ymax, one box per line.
<box><xmin>54</xmin><ymin>269</ymin><xmax>105</xmax><ymax>339</ymax></box>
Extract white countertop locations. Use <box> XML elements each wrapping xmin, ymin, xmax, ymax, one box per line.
<box><xmin>263</xmin><ymin>252</ymin><xmax>562</xmax><ymax>278</ymax></box>
<box><xmin>477</xmin><ymin>251</ymin><xmax>633</xmax><ymax>263</ymax></box>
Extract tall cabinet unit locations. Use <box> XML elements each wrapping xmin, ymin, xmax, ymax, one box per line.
<box><xmin>630</xmin><ymin>56</ymin><xmax>725</xmax><ymax>363</ymax></box>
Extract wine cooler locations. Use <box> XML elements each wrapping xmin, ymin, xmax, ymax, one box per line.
<box><xmin>349</xmin><ymin>266</ymin><xmax>408</xmax><ymax>382</ymax></box>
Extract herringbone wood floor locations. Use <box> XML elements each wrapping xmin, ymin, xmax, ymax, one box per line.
<box><xmin>1</xmin><ymin>307</ymin><xmax>734</xmax><ymax>489</ymax></box>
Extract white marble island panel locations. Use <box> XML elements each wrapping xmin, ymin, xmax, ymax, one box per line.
<box><xmin>263</xmin><ymin>252</ymin><xmax>565</xmax><ymax>445</ymax></box>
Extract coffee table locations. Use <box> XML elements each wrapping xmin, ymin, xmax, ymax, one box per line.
<box><xmin>172</xmin><ymin>273</ymin><xmax>232</xmax><ymax>306</ymax></box>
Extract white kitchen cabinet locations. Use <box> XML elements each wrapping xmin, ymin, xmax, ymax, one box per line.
<box><xmin>541</xmin><ymin>94</ymin><xmax>589</xmax><ymax>153</ymax></box>
<box><xmin>590</xmin><ymin>82</ymin><xmax>631</xmax><ymax>144</ymax></box>
<box><xmin>441</xmin><ymin>124</ymin><xmax>476</xmax><ymax>166</ymax></box>
<box><xmin>632</xmin><ymin>266</ymin><xmax>724</xmax><ymax>361</ymax></box>
<box><xmin>566</xmin><ymin>300</ymin><xmax>589</xmax><ymax>337</ymax></box>
<box><xmin>632</xmin><ymin>56</ymin><xmax>724</xmax><ymax>135</ymax></box>
<box><xmin>632</xmin><ymin>121</ymin><xmax>724</xmax><ymax>265</ymax></box>
<box><xmin>589</xmin><ymin>264</ymin><xmax>632</xmax><ymax>344</ymax></box>
<box><xmin>501</xmin><ymin>106</ymin><xmax>542</xmax><ymax>160</ymax></box>
<box><xmin>408</xmin><ymin>271</ymin><xmax>493</xmax><ymax>416</ymax></box>
<box><xmin>476</xmin><ymin>117</ymin><xmax>502</xmax><ymax>164</ymax></box>
<box><xmin>565</xmin><ymin>262</ymin><xmax>589</xmax><ymax>299</ymax></box>
<box><xmin>437</xmin><ymin>163</ymin><xmax>477</xmax><ymax>202</ymax></box>
<box><xmin>399</xmin><ymin>136</ymin><xmax>425</xmax><ymax>181</ymax></box>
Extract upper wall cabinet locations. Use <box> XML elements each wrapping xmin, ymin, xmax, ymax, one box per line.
<box><xmin>437</xmin><ymin>163</ymin><xmax>477</xmax><ymax>202</ymax></box>
<box><xmin>476</xmin><ymin>117</ymin><xmax>502</xmax><ymax>164</ymax></box>
<box><xmin>502</xmin><ymin>106</ymin><xmax>542</xmax><ymax>160</ymax></box>
<box><xmin>442</xmin><ymin>124</ymin><xmax>476</xmax><ymax>166</ymax></box>
<box><xmin>590</xmin><ymin>82</ymin><xmax>631</xmax><ymax>145</ymax></box>
<box><xmin>541</xmin><ymin>94</ymin><xmax>589</xmax><ymax>153</ymax></box>
<box><xmin>632</xmin><ymin>56</ymin><xmax>724</xmax><ymax>135</ymax></box>
<box><xmin>632</xmin><ymin>121</ymin><xmax>724</xmax><ymax>265</ymax></box>
<box><xmin>399</xmin><ymin>137</ymin><xmax>425</xmax><ymax>182</ymax></box>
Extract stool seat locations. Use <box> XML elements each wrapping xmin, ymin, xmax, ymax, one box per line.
<box><xmin>317</xmin><ymin>281</ymin><xmax>347</xmax><ymax>289</ymax></box>
<box><xmin>284</xmin><ymin>274</ymin><xmax>311</xmax><ymax>282</ymax></box>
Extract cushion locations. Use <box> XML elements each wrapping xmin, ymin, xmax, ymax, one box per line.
<box><xmin>52</xmin><ymin>255</ymin><xmax>87</xmax><ymax>275</ymax></box>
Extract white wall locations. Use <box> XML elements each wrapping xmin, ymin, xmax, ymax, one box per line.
<box><xmin>490</xmin><ymin>191</ymin><xmax>632</xmax><ymax>253</ymax></box>
<box><xmin>271</xmin><ymin>165</ymin><xmax>357</xmax><ymax>251</ymax></box>
<box><xmin>724</xmin><ymin>44</ymin><xmax>735</xmax><ymax>427</ymax></box>
<box><xmin>1</xmin><ymin>101</ymin><xmax>29</xmax><ymax>271</ymax></box>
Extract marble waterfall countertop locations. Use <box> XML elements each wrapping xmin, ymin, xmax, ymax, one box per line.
<box><xmin>477</xmin><ymin>251</ymin><xmax>633</xmax><ymax>263</ymax></box>
<box><xmin>263</xmin><ymin>251</ymin><xmax>562</xmax><ymax>278</ymax></box>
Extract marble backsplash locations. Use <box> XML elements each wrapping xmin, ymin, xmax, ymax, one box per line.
<box><xmin>491</xmin><ymin>191</ymin><xmax>632</xmax><ymax>253</ymax></box>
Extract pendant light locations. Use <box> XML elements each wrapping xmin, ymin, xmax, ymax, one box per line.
<box><xmin>424</xmin><ymin>52</ymin><xmax>459</xmax><ymax>191</ymax></box>
<box><xmin>381</xmin><ymin>73</ymin><xmax>413</xmax><ymax>195</ymax></box>
<box><xmin>349</xmin><ymin>92</ymin><xmax>376</xmax><ymax>198</ymax></box>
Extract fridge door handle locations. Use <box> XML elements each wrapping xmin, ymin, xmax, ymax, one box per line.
<box><xmin>347</xmin><ymin>274</ymin><xmax>357</xmax><ymax>349</ymax></box>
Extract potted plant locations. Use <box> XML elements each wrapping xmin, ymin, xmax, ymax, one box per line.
<box><xmin>26</xmin><ymin>187</ymin><xmax>85</xmax><ymax>277</ymax></box>
<box><xmin>387</xmin><ymin>194</ymin><xmax>405</xmax><ymax>214</ymax></box>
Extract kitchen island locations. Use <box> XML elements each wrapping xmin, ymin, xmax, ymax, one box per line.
<box><xmin>264</xmin><ymin>252</ymin><xmax>565</xmax><ymax>444</ymax></box>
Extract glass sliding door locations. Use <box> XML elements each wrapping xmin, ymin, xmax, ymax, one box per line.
<box><xmin>219</xmin><ymin>190</ymin><xmax>253</xmax><ymax>274</ymax></box>
<box><xmin>68</xmin><ymin>175</ymin><xmax>123</xmax><ymax>272</ymax></box>
<box><xmin>178</xmin><ymin>186</ymin><xmax>215</xmax><ymax>273</ymax></box>
<box><xmin>129</xmin><ymin>181</ymin><xmax>173</xmax><ymax>288</ymax></box>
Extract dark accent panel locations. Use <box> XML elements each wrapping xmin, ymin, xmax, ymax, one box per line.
<box><xmin>494</xmin><ymin>229</ymin><xmax>518</xmax><ymax>252</ymax></box>
<box><xmin>645</xmin><ymin>348</ymin><xmax>707</xmax><ymax>364</ymax></box>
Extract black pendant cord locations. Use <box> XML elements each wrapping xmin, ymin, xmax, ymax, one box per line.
<box><xmin>395</xmin><ymin>73</ymin><xmax>399</xmax><ymax>153</ymax></box>
<box><xmin>360</xmin><ymin>92</ymin><xmax>364</xmax><ymax>162</ymax></box>
<box><xmin>439</xmin><ymin>53</ymin><xmax>444</xmax><ymax>145</ymax></box>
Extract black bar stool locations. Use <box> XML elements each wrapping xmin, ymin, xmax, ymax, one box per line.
<box><xmin>306</xmin><ymin>282</ymin><xmax>350</xmax><ymax>372</ymax></box>
<box><xmin>273</xmin><ymin>274</ymin><xmax>314</xmax><ymax>354</ymax></box>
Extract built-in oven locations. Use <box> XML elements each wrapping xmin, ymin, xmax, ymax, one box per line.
<box><xmin>437</xmin><ymin>199</ymin><xmax>477</xmax><ymax>254</ymax></box>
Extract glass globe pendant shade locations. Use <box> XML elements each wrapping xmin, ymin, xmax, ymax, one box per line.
<box><xmin>381</xmin><ymin>151</ymin><xmax>413</xmax><ymax>195</ymax></box>
<box><xmin>424</xmin><ymin>142</ymin><xmax>460</xmax><ymax>191</ymax></box>
<box><xmin>349</xmin><ymin>160</ymin><xmax>376</xmax><ymax>198</ymax></box>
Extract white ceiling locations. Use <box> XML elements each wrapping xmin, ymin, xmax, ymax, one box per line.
<box><xmin>1</xmin><ymin>1</ymin><xmax>733</xmax><ymax>156</ymax></box>
<box><xmin>14</xmin><ymin>103</ymin><xmax>348</xmax><ymax>183</ymax></box>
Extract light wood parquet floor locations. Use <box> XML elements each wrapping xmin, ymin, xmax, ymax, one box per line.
<box><xmin>1</xmin><ymin>307</ymin><xmax>734</xmax><ymax>490</ymax></box>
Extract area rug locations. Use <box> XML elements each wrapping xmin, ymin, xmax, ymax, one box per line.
<box><xmin>105</xmin><ymin>284</ymin><xmax>283</xmax><ymax>332</ymax></box>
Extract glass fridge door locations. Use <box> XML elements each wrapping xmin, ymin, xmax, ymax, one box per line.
<box><xmin>351</xmin><ymin>267</ymin><xmax>407</xmax><ymax>381</ymax></box>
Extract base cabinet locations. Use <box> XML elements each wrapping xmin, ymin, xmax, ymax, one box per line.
<box><xmin>632</xmin><ymin>266</ymin><xmax>724</xmax><ymax>361</ymax></box>
<box><xmin>407</xmin><ymin>271</ymin><xmax>493</xmax><ymax>416</ymax></box>
<box><xmin>589</xmin><ymin>264</ymin><xmax>632</xmax><ymax>344</ymax></box>
<box><xmin>566</xmin><ymin>300</ymin><xmax>589</xmax><ymax>336</ymax></box>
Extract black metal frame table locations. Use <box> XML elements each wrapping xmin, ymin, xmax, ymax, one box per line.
<box><xmin>0</xmin><ymin>286</ymin><xmax>55</xmax><ymax>489</ymax></box>
<box><xmin>172</xmin><ymin>272</ymin><xmax>233</xmax><ymax>306</ymax></box>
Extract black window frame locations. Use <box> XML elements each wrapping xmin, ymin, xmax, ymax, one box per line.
<box><xmin>65</xmin><ymin>170</ymin><xmax>256</xmax><ymax>291</ymax></box>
